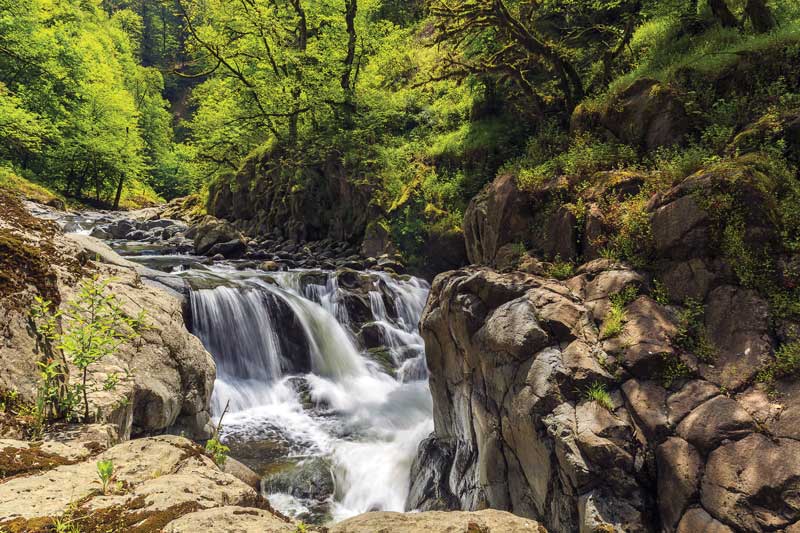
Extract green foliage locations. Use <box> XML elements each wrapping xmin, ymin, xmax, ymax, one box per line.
<box><xmin>600</xmin><ymin>285</ymin><xmax>639</xmax><ymax>340</ymax></box>
<box><xmin>583</xmin><ymin>381</ymin><xmax>614</xmax><ymax>411</ymax></box>
<box><xmin>651</xmin><ymin>279</ymin><xmax>670</xmax><ymax>305</ymax></box>
<box><xmin>757</xmin><ymin>342</ymin><xmax>800</xmax><ymax>385</ymax></box>
<box><xmin>674</xmin><ymin>299</ymin><xmax>716</xmax><ymax>363</ymax></box>
<box><xmin>514</xmin><ymin>133</ymin><xmax>638</xmax><ymax>192</ymax></box>
<box><xmin>97</xmin><ymin>459</ymin><xmax>114</xmax><ymax>495</ymax></box>
<box><xmin>547</xmin><ymin>258</ymin><xmax>575</xmax><ymax>281</ymax></box>
<box><xmin>205</xmin><ymin>437</ymin><xmax>230</xmax><ymax>467</ymax></box>
<box><xmin>661</xmin><ymin>354</ymin><xmax>691</xmax><ymax>389</ymax></box>
<box><xmin>30</xmin><ymin>276</ymin><xmax>146</xmax><ymax>424</ymax></box>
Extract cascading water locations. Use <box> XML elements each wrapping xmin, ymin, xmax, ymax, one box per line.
<box><xmin>187</xmin><ymin>266</ymin><xmax>433</xmax><ymax>522</ymax></box>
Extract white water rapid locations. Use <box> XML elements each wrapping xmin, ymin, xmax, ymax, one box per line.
<box><xmin>188</xmin><ymin>267</ymin><xmax>433</xmax><ymax>523</ymax></box>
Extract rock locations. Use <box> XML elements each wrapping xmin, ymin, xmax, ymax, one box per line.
<box><xmin>650</xmin><ymin>195</ymin><xmax>710</xmax><ymax>260</ymax></box>
<box><xmin>701</xmin><ymin>433</ymin><xmax>800</xmax><ymax>531</ymax></box>
<box><xmin>259</xmin><ymin>260</ymin><xmax>281</xmax><ymax>272</ymax></box>
<box><xmin>206</xmin><ymin>238</ymin><xmax>246</xmax><ymax>259</ymax></box>
<box><xmin>261</xmin><ymin>457</ymin><xmax>334</xmax><ymax>502</ymax></box>
<box><xmin>542</xmin><ymin>205</ymin><xmax>578</xmax><ymax>261</ymax></box>
<box><xmin>605</xmin><ymin>297</ymin><xmax>677</xmax><ymax>378</ymax></box>
<box><xmin>666</xmin><ymin>380</ymin><xmax>719</xmax><ymax>427</ymax></box>
<box><xmin>676</xmin><ymin>508</ymin><xmax>733</xmax><ymax>533</ymax></box>
<box><xmin>463</xmin><ymin>174</ymin><xmax>536</xmax><ymax>265</ymax></box>
<box><xmin>0</xmin><ymin>207</ymin><xmax>214</xmax><ymax>440</ymax></box>
<box><xmin>701</xmin><ymin>285</ymin><xmax>772</xmax><ymax>389</ymax></box>
<box><xmin>411</xmin><ymin>268</ymin><xmax>650</xmax><ymax>532</ymax></box>
<box><xmin>164</xmin><ymin>506</ymin><xmax>294</xmax><ymax>533</ymax></box>
<box><xmin>676</xmin><ymin>396</ymin><xmax>755</xmax><ymax>454</ymax></box>
<box><xmin>582</xmin><ymin>268</ymin><xmax>645</xmax><ymax>321</ymax></box>
<box><xmin>656</xmin><ymin>438</ymin><xmax>702</xmax><ymax>531</ymax></box>
<box><xmin>193</xmin><ymin>218</ymin><xmax>246</xmax><ymax>256</ymax></box>
<box><xmin>330</xmin><ymin>510</ymin><xmax>545</xmax><ymax>533</ymax></box>
<box><xmin>223</xmin><ymin>457</ymin><xmax>262</xmax><ymax>490</ymax></box>
<box><xmin>572</xmin><ymin>78</ymin><xmax>690</xmax><ymax>150</ymax></box>
<box><xmin>0</xmin><ymin>436</ymin><xmax>266</xmax><ymax>526</ymax></box>
<box><xmin>621</xmin><ymin>380</ymin><xmax>668</xmax><ymax>441</ymax></box>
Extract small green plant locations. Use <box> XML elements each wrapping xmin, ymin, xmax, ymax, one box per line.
<box><xmin>30</xmin><ymin>276</ymin><xmax>147</xmax><ymax>423</ymax></box>
<box><xmin>97</xmin><ymin>459</ymin><xmax>114</xmax><ymax>495</ymax></box>
<box><xmin>547</xmin><ymin>257</ymin><xmax>575</xmax><ymax>280</ymax></box>
<box><xmin>601</xmin><ymin>286</ymin><xmax>638</xmax><ymax>339</ymax></box>
<box><xmin>757</xmin><ymin>341</ymin><xmax>800</xmax><ymax>385</ymax></box>
<box><xmin>583</xmin><ymin>381</ymin><xmax>614</xmax><ymax>411</ymax></box>
<box><xmin>661</xmin><ymin>355</ymin><xmax>691</xmax><ymax>388</ymax></box>
<box><xmin>651</xmin><ymin>279</ymin><xmax>670</xmax><ymax>305</ymax></box>
<box><xmin>294</xmin><ymin>523</ymin><xmax>309</xmax><ymax>533</ymax></box>
<box><xmin>206</xmin><ymin>401</ymin><xmax>230</xmax><ymax>467</ymax></box>
<box><xmin>675</xmin><ymin>298</ymin><xmax>716</xmax><ymax>363</ymax></box>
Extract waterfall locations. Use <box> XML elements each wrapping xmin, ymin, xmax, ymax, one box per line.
<box><xmin>186</xmin><ymin>267</ymin><xmax>433</xmax><ymax>523</ymax></box>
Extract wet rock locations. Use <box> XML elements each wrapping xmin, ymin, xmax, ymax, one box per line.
<box><xmin>223</xmin><ymin>457</ymin><xmax>262</xmax><ymax>490</ymax></box>
<box><xmin>206</xmin><ymin>238</ymin><xmax>247</xmax><ymax>259</ymax></box>
<box><xmin>261</xmin><ymin>457</ymin><xmax>334</xmax><ymax>502</ymax></box>
<box><xmin>193</xmin><ymin>218</ymin><xmax>246</xmax><ymax>256</ymax></box>
<box><xmin>358</xmin><ymin>322</ymin><xmax>386</xmax><ymax>350</ymax></box>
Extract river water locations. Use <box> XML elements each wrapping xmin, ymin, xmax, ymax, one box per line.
<box><xmin>40</xmin><ymin>208</ymin><xmax>434</xmax><ymax>524</ymax></box>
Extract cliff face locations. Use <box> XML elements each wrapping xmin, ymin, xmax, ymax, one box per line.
<box><xmin>206</xmin><ymin>146</ymin><xmax>373</xmax><ymax>244</ymax></box>
<box><xmin>408</xmin><ymin>108</ymin><xmax>800</xmax><ymax>531</ymax></box>
<box><xmin>409</xmin><ymin>262</ymin><xmax>800</xmax><ymax>532</ymax></box>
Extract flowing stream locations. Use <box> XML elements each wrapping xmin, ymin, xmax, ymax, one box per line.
<box><xmin>187</xmin><ymin>267</ymin><xmax>433</xmax><ymax>522</ymax></box>
<box><xmin>33</xmin><ymin>204</ymin><xmax>435</xmax><ymax>523</ymax></box>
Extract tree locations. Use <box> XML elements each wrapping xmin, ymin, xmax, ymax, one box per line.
<box><xmin>427</xmin><ymin>0</ymin><xmax>644</xmax><ymax>115</ymax></box>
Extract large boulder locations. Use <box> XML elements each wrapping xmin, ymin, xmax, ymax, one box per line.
<box><xmin>192</xmin><ymin>218</ymin><xmax>246</xmax><ymax>257</ymax></box>
<box><xmin>463</xmin><ymin>174</ymin><xmax>536</xmax><ymax>265</ymax></box>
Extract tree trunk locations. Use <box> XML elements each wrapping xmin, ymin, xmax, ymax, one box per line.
<box><xmin>340</xmin><ymin>0</ymin><xmax>358</xmax><ymax>129</ymax></box>
<box><xmin>744</xmin><ymin>0</ymin><xmax>776</xmax><ymax>33</ymax></box>
<box><xmin>709</xmin><ymin>0</ymin><xmax>739</xmax><ymax>28</ymax></box>
<box><xmin>113</xmin><ymin>174</ymin><xmax>124</xmax><ymax>210</ymax></box>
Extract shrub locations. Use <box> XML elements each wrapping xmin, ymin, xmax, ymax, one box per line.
<box><xmin>30</xmin><ymin>276</ymin><xmax>146</xmax><ymax>423</ymax></box>
<box><xmin>674</xmin><ymin>298</ymin><xmax>716</xmax><ymax>363</ymax></box>
<box><xmin>601</xmin><ymin>286</ymin><xmax>638</xmax><ymax>339</ymax></box>
<box><xmin>547</xmin><ymin>258</ymin><xmax>575</xmax><ymax>280</ymax></box>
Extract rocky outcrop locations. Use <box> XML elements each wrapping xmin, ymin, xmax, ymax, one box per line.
<box><xmin>408</xmin><ymin>266</ymin><xmax>798</xmax><ymax>532</ymax></box>
<box><xmin>571</xmin><ymin>78</ymin><xmax>691</xmax><ymax>150</ymax></box>
<box><xmin>207</xmin><ymin>145</ymin><xmax>371</xmax><ymax>244</ymax></box>
<box><xmin>0</xmin><ymin>190</ymin><xmax>215</xmax><ymax>440</ymax></box>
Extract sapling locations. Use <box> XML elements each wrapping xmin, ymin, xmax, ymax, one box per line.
<box><xmin>97</xmin><ymin>459</ymin><xmax>114</xmax><ymax>495</ymax></box>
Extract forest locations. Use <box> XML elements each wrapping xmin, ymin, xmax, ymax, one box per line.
<box><xmin>0</xmin><ymin>0</ymin><xmax>798</xmax><ymax>253</ymax></box>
